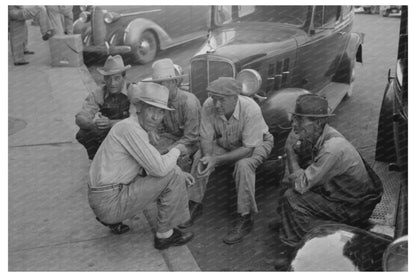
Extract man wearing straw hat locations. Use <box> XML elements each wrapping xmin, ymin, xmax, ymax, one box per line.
<box><xmin>182</xmin><ymin>77</ymin><xmax>274</xmax><ymax>244</ymax></box>
<box><xmin>88</xmin><ymin>82</ymin><xmax>195</xmax><ymax>249</ymax></box>
<box><xmin>143</xmin><ymin>58</ymin><xmax>201</xmax><ymax>173</ymax></box>
<box><xmin>271</xmin><ymin>94</ymin><xmax>383</xmax><ymax>270</ymax></box>
<box><xmin>75</xmin><ymin>55</ymin><xmax>131</xmax><ymax>160</ymax></box>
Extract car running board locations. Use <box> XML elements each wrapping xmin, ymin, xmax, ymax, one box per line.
<box><xmin>317</xmin><ymin>82</ymin><xmax>350</xmax><ymax>113</ymax></box>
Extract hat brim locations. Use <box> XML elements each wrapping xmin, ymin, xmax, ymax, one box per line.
<box><xmin>290</xmin><ymin>112</ymin><xmax>335</xmax><ymax>117</ymax></box>
<box><xmin>139</xmin><ymin>99</ymin><xmax>175</xmax><ymax>111</ymax></box>
<box><xmin>97</xmin><ymin>65</ymin><xmax>131</xmax><ymax>76</ymax></box>
<box><xmin>141</xmin><ymin>74</ymin><xmax>188</xmax><ymax>83</ymax></box>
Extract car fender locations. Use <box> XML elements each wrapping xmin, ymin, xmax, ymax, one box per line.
<box><xmin>375</xmin><ymin>77</ymin><xmax>396</xmax><ymax>163</ymax></box>
<box><xmin>73</xmin><ymin>19</ymin><xmax>91</xmax><ymax>44</ymax></box>
<box><xmin>332</xmin><ymin>32</ymin><xmax>364</xmax><ymax>84</ymax></box>
<box><xmin>123</xmin><ymin>18</ymin><xmax>171</xmax><ymax>50</ymax></box>
<box><xmin>261</xmin><ymin>88</ymin><xmax>309</xmax><ymax>158</ymax></box>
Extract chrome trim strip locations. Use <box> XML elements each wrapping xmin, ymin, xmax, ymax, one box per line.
<box><xmin>120</xmin><ymin>9</ymin><xmax>162</xmax><ymax>17</ymax></box>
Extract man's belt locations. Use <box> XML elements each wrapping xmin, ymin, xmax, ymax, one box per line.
<box><xmin>88</xmin><ymin>183</ymin><xmax>125</xmax><ymax>192</ymax></box>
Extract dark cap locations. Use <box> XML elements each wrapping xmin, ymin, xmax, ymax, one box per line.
<box><xmin>207</xmin><ymin>77</ymin><xmax>241</xmax><ymax>97</ymax></box>
<box><xmin>291</xmin><ymin>94</ymin><xmax>335</xmax><ymax>118</ymax></box>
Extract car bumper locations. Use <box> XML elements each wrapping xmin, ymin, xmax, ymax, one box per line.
<box><xmin>83</xmin><ymin>44</ymin><xmax>132</xmax><ymax>55</ymax></box>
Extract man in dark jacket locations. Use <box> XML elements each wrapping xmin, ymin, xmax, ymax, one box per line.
<box><xmin>273</xmin><ymin>94</ymin><xmax>383</xmax><ymax>270</ymax></box>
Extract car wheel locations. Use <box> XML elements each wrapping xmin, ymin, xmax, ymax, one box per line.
<box><xmin>132</xmin><ymin>30</ymin><xmax>158</xmax><ymax>64</ymax></box>
<box><xmin>370</xmin><ymin>6</ymin><xmax>379</xmax><ymax>14</ymax></box>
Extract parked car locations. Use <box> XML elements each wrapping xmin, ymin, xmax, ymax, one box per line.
<box><xmin>73</xmin><ymin>5</ymin><xmax>209</xmax><ymax>64</ymax></box>
<box><xmin>379</xmin><ymin>5</ymin><xmax>402</xmax><ymax>17</ymax></box>
<box><xmin>189</xmin><ymin>5</ymin><xmax>363</xmax><ymax>181</ymax></box>
<box><xmin>376</xmin><ymin>5</ymin><xmax>407</xmax><ymax>174</ymax></box>
<box><xmin>286</xmin><ymin>8</ymin><xmax>408</xmax><ymax>271</ymax></box>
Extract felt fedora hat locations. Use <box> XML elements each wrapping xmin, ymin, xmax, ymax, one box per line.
<box><xmin>291</xmin><ymin>94</ymin><xmax>335</xmax><ymax>118</ymax></box>
<box><xmin>142</xmin><ymin>58</ymin><xmax>187</xmax><ymax>82</ymax></box>
<box><xmin>97</xmin><ymin>55</ymin><xmax>131</xmax><ymax>76</ymax></box>
<box><xmin>128</xmin><ymin>82</ymin><xmax>174</xmax><ymax>111</ymax></box>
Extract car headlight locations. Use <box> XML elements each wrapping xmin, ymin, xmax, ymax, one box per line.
<box><xmin>79</xmin><ymin>11</ymin><xmax>91</xmax><ymax>23</ymax></box>
<box><xmin>104</xmin><ymin>12</ymin><xmax>121</xmax><ymax>24</ymax></box>
<box><xmin>236</xmin><ymin>69</ymin><xmax>262</xmax><ymax>96</ymax></box>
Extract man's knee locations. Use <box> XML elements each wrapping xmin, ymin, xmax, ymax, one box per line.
<box><xmin>235</xmin><ymin>158</ymin><xmax>256</xmax><ymax>174</ymax></box>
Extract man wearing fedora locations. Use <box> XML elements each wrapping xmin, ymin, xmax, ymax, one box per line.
<box><xmin>88</xmin><ymin>82</ymin><xmax>195</xmax><ymax>249</ymax></box>
<box><xmin>143</xmin><ymin>58</ymin><xmax>201</xmax><ymax>173</ymax></box>
<box><xmin>75</xmin><ymin>55</ymin><xmax>132</xmax><ymax>160</ymax></box>
<box><xmin>182</xmin><ymin>77</ymin><xmax>274</xmax><ymax>244</ymax></box>
<box><xmin>271</xmin><ymin>94</ymin><xmax>383</xmax><ymax>270</ymax></box>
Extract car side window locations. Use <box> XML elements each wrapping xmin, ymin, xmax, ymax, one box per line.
<box><xmin>217</xmin><ymin>6</ymin><xmax>232</xmax><ymax>25</ymax></box>
<box><xmin>238</xmin><ymin>6</ymin><xmax>255</xmax><ymax>17</ymax></box>
<box><xmin>313</xmin><ymin>6</ymin><xmax>341</xmax><ymax>30</ymax></box>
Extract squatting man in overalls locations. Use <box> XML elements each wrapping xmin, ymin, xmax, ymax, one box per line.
<box><xmin>181</xmin><ymin>77</ymin><xmax>274</xmax><ymax>244</ymax></box>
<box><xmin>271</xmin><ymin>94</ymin><xmax>383</xmax><ymax>270</ymax></box>
<box><xmin>88</xmin><ymin>82</ymin><xmax>195</xmax><ymax>250</ymax></box>
<box><xmin>75</xmin><ymin>55</ymin><xmax>131</xmax><ymax>160</ymax></box>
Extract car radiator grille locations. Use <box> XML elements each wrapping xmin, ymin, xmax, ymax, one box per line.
<box><xmin>191</xmin><ymin>59</ymin><xmax>234</xmax><ymax>103</ymax></box>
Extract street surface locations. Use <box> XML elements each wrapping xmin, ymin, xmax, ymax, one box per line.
<box><xmin>84</xmin><ymin>12</ymin><xmax>402</xmax><ymax>271</ymax></box>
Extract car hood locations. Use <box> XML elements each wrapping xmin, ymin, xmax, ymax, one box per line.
<box><xmin>194</xmin><ymin>23</ymin><xmax>306</xmax><ymax>64</ymax></box>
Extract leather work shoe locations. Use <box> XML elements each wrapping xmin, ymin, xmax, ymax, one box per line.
<box><xmin>223</xmin><ymin>214</ymin><xmax>253</xmax><ymax>245</ymax></box>
<box><xmin>42</xmin><ymin>29</ymin><xmax>55</xmax><ymax>41</ymax></box>
<box><xmin>96</xmin><ymin>217</ymin><xmax>130</xmax><ymax>235</ymax></box>
<box><xmin>14</xmin><ymin>61</ymin><xmax>29</xmax><ymax>66</ymax></box>
<box><xmin>274</xmin><ymin>244</ymin><xmax>297</xmax><ymax>271</ymax></box>
<box><xmin>178</xmin><ymin>200</ymin><xmax>203</xmax><ymax>228</ymax></box>
<box><xmin>154</xmin><ymin>228</ymin><xmax>194</xmax><ymax>250</ymax></box>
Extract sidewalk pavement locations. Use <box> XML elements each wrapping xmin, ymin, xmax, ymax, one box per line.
<box><xmin>8</xmin><ymin>24</ymin><xmax>200</xmax><ymax>271</ymax></box>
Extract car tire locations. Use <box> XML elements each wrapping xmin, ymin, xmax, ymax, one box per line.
<box><xmin>132</xmin><ymin>30</ymin><xmax>158</xmax><ymax>64</ymax></box>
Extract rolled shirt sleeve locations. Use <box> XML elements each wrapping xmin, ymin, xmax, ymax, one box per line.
<box><xmin>175</xmin><ymin>96</ymin><xmax>201</xmax><ymax>147</ymax></box>
<box><xmin>120</xmin><ymin>125</ymin><xmax>180</xmax><ymax>177</ymax></box>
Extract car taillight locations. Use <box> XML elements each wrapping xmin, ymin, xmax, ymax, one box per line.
<box><xmin>79</xmin><ymin>11</ymin><xmax>91</xmax><ymax>23</ymax></box>
<box><xmin>103</xmin><ymin>12</ymin><xmax>121</xmax><ymax>24</ymax></box>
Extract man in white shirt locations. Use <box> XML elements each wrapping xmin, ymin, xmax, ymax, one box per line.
<box><xmin>88</xmin><ymin>82</ymin><xmax>194</xmax><ymax>250</ymax></box>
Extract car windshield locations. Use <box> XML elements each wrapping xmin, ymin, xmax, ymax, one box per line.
<box><xmin>214</xmin><ymin>6</ymin><xmax>310</xmax><ymax>27</ymax></box>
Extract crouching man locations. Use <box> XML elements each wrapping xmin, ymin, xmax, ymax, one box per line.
<box><xmin>272</xmin><ymin>94</ymin><xmax>383</xmax><ymax>270</ymax></box>
<box><xmin>181</xmin><ymin>77</ymin><xmax>274</xmax><ymax>245</ymax></box>
<box><xmin>75</xmin><ymin>55</ymin><xmax>131</xmax><ymax>160</ymax></box>
<box><xmin>88</xmin><ymin>82</ymin><xmax>194</xmax><ymax>250</ymax></box>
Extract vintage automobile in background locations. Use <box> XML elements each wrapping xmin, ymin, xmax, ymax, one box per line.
<box><xmin>189</xmin><ymin>5</ymin><xmax>363</xmax><ymax>181</ymax></box>
<box><xmin>73</xmin><ymin>5</ymin><xmax>209</xmax><ymax>64</ymax></box>
<box><xmin>286</xmin><ymin>7</ymin><xmax>408</xmax><ymax>271</ymax></box>
<box><xmin>360</xmin><ymin>5</ymin><xmax>401</xmax><ymax>17</ymax></box>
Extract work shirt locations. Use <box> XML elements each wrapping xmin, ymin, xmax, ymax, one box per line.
<box><xmin>89</xmin><ymin>117</ymin><xmax>180</xmax><ymax>188</ymax></box>
<box><xmin>291</xmin><ymin>124</ymin><xmax>373</xmax><ymax>203</ymax></box>
<box><xmin>158</xmin><ymin>88</ymin><xmax>201</xmax><ymax>147</ymax></box>
<box><xmin>76</xmin><ymin>83</ymin><xmax>129</xmax><ymax>122</ymax></box>
<box><xmin>200</xmin><ymin>95</ymin><xmax>269</xmax><ymax>151</ymax></box>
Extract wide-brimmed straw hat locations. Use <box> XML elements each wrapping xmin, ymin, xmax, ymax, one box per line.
<box><xmin>142</xmin><ymin>58</ymin><xmax>187</xmax><ymax>82</ymax></box>
<box><xmin>291</xmin><ymin>94</ymin><xmax>335</xmax><ymax>118</ymax></box>
<box><xmin>97</xmin><ymin>55</ymin><xmax>131</xmax><ymax>76</ymax></box>
<box><xmin>128</xmin><ymin>82</ymin><xmax>174</xmax><ymax>111</ymax></box>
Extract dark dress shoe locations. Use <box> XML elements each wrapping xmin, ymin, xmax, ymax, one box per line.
<box><xmin>178</xmin><ymin>200</ymin><xmax>203</xmax><ymax>228</ymax></box>
<box><xmin>42</xmin><ymin>29</ymin><xmax>55</xmax><ymax>41</ymax></box>
<box><xmin>223</xmin><ymin>214</ymin><xmax>253</xmax><ymax>244</ymax></box>
<box><xmin>14</xmin><ymin>61</ymin><xmax>29</xmax><ymax>66</ymax></box>
<box><xmin>24</xmin><ymin>50</ymin><xmax>35</xmax><ymax>55</ymax></box>
<box><xmin>96</xmin><ymin>217</ymin><xmax>130</xmax><ymax>235</ymax></box>
<box><xmin>154</xmin><ymin>228</ymin><xmax>194</xmax><ymax>250</ymax></box>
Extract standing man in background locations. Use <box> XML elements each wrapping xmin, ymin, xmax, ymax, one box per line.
<box><xmin>46</xmin><ymin>6</ymin><xmax>74</xmax><ymax>35</ymax></box>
